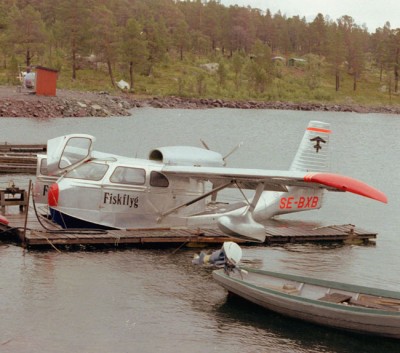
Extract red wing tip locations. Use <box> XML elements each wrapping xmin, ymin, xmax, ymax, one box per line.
<box><xmin>305</xmin><ymin>173</ymin><xmax>387</xmax><ymax>204</ymax></box>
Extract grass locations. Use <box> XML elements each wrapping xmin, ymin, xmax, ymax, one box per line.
<box><xmin>2</xmin><ymin>54</ymin><xmax>399</xmax><ymax>107</ymax></box>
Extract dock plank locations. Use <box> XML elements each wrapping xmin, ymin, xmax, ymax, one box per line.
<box><xmin>0</xmin><ymin>143</ymin><xmax>46</xmax><ymax>152</ymax></box>
<box><xmin>0</xmin><ymin>143</ymin><xmax>45</xmax><ymax>174</ymax></box>
<box><xmin>263</xmin><ymin>223</ymin><xmax>375</xmax><ymax>244</ymax></box>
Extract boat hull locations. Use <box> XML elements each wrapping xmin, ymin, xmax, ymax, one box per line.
<box><xmin>213</xmin><ymin>268</ymin><xmax>400</xmax><ymax>339</ymax></box>
<box><xmin>49</xmin><ymin>208</ymin><xmax>114</xmax><ymax>229</ymax></box>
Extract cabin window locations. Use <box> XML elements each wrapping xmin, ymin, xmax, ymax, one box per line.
<box><xmin>150</xmin><ymin>171</ymin><xmax>169</xmax><ymax>187</ymax></box>
<box><xmin>110</xmin><ymin>167</ymin><xmax>146</xmax><ymax>185</ymax></box>
<box><xmin>65</xmin><ymin>162</ymin><xmax>108</xmax><ymax>181</ymax></box>
<box><xmin>59</xmin><ymin>137</ymin><xmax>92</xmax><ymax>169</ymax></box>
<box><xmin>39</xmin><ymin>158</ymin><xmax>48</xmax><ymax>175</ymax></box>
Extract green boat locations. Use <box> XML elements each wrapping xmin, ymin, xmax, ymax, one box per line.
<box><xmin>213</xmin><ymin>266</ymin><xmax>400</xmax><ymax>339</ymax></box>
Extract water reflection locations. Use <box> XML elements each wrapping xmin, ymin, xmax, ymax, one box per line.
<box><xmin>215</xmin><ymin>295</ymin><xmax>400</xmax><ymax>353</ymax></box>
<box><xmin>25</xmin><ymin>252</ymin><xmax>57</xmax><ymax>283</ymax></box>
<box><xmin>1</xmin><ymin>110</ymin><xmax>400</xmax><ymax>352</ymax></box>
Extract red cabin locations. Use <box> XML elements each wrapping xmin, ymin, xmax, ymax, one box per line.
<box><xmin>35</xmin><ymin>66</ymin><xmax>58</xmax><ymax>96</ymax></box>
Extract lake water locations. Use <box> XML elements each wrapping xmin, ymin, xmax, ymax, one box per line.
<box><xmin>0</xmin><ymin>109</ymin><xmax>399</xmax><ymax>352</ymax></box>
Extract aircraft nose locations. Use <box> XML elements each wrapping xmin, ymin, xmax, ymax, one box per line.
<box><xmin>48</xmin><ymin>183</ymin><xmax>59</xmax><ymax>206</ymax></box>
<box><xmin>0</xmin><ymin>214</ymin><xmax>9</xmax><ymax>225</ymax></box>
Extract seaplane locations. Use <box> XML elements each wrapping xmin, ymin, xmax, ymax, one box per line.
<box><xmin>34</xmin><ymin>121</ymin><xmax>387</xmax><ymax>243</ymax></box>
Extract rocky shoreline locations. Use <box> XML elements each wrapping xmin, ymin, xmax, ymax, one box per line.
<box><xmin>0</xmin><ymin>87</ymin><xmax>399</xmax><ymax>118</ymax></box>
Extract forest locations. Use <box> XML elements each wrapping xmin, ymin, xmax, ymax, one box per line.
<box><xmin>0</xmin><ymin>0</ymin><xmax>399</xmax><ymax>105</ymax></box>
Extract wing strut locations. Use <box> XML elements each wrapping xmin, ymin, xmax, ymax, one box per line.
<box><xmin>157</xmin><ymin>180</ymin><xmax>234</xmax><ymax>221</ymax></box>
<box><xmin>248</xmin><ymin>182</ymin><xmax>265</xmax><ymax>212</ymax></box>
<box><xmin>218</xmin><ymin>181</ymin><xmax>266</xmax><ymax>243</ymax></box>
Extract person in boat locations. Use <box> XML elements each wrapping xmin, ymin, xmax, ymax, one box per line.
<box><xmin>192</xmin><ymin>242</ymin><xmax>242</xmax><ymax>267</ymax></box>
<box><xmin>192</xmin><ymin>247</ymin><xmax>226</xmax><ymax>266</ymax></box>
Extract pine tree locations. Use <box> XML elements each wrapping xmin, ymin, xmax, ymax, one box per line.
<box><xmin>120</xmin><ymin>18</ymin><xmax>148</xmax><ymax>91</ymax></box>
<box><xmin>327</xmin><ymin>23</ymin><xmax>346</xmax><ymax>91</ymax></box>
<box><xmin>7</xmin><ymin>4</ymin><xmax>47</xmax><ymax>66</ymax></box>
<box><xmin>90</xmin><ymin>5</ymin><xmax>118</xmax><ymax>87</ymax></box>
<box><xmin>56</xmin><ymin>0</ymin><xmax>92</xmax><ymax>80</ymax></box>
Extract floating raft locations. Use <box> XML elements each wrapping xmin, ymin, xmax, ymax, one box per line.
<box><xmin>0</xmin><ymin>143</ymin><xmax>46</xmax><ymax>174</ymax></box>
<box><xmin>0</xmin><ymin>205</ymin><xmax>377</xmax><ymax>249</ymax></box>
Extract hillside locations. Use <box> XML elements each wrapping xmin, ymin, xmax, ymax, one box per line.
<box><xmin>0</xmin><ymin>0</ymin><xmax>399</xmax><ymax>113</ymax></box>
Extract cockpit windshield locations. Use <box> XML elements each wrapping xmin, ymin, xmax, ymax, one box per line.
<box><xmin>59</xmin><ymin>137</ymin><xmax>92</xmax><ymax>169</ymax></box>
<box><xmin>64</xmin><ymin>162</ymin><xmax>109</xmax><ymax>181</ymax></box>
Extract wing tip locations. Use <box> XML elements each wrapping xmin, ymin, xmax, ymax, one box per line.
<box><xmin>305</xmin><ymin>172</ymin><xmax>388</xmax><ymax>204</ymax></box>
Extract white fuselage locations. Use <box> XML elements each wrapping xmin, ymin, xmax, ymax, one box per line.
<box><xmin>49</xmin><ymin>157</ymin><xmax>212</xmax><ymax>229</ymax></box>
<box><xmin>41</xmin><ymin>155</ymin><xmax>324</xmax><ymax>230</ymax></box>
<box><xmin>34</xmin><ymin>121</ymin><xmax>387</xmax><ymax>242</ymax></box>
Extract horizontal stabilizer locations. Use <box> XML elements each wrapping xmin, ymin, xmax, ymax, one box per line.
<box><xmin>304</xmin><ymin>173</ymin><xmax>387</xmax><ymax>203</ymax></box>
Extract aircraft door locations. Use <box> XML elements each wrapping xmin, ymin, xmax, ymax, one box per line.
<box><xmin>33</xmin><ymin>155</ymin><xmax>58</xmax><ymax>204</ymax></box>
<box><xmin>46</xmin><ymin>134</ymin><xmax>95</xmax><ymax>176</ymax></box>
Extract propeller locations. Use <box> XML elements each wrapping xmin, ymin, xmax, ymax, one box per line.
<box><xmin>200</xmin><ymin>138</ymin><xmax>210</xmax><ymax>150</ymax></box>
<box><xmin>200</xmin><ymin>139</ymin><xmax>243</xmax><ymax>166</ymax></box>
<box><xmin>222</xmin><ymin>142</ymin><xmax>243</xmax><ymax>165</ymax></box>
<box><xmin>200</xmin><ymin>139</ymin><xmax>243</xmax><ymax>202</ymax></box>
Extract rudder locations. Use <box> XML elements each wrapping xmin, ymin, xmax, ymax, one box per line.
<box><xmin>290</xmin><ymin>121</ymin><xmax>331</xmax><ymax>172</ymax></box>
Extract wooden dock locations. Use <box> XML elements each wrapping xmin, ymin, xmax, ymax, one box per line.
<box><xmin>264</xmin><ymin>223</ymin><xmax>375</xmax><ymax>245</ymax></box>
<box><xmin>2</xmin><ymin>206</ymin><xmax>243</xmax><ymax>249</ymax></box>
<box><xmin>0</xmin><ymin>203</ymin><xmax>377</xmax><ymax>250</ymax></box>
<box><xmin>0</xmin><ymin>143</ymin><xmax>46</xmax><ymax>174</ymax></box>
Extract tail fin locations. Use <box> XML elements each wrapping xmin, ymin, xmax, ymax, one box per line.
<box><xmin>290</xmin><ymin>121</ymin><xmax>331</xmax><ymax>172</ymax></box>
<box><xmin>254</xmin><ymin>121</ymin><xmax>331</xmax><ymax>221</ymax></box>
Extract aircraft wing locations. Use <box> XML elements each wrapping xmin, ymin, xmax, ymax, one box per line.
<box><xmin>161</xmin><ymin>166</ymin><xmax>387</xmax><ymax>203</ymax></box>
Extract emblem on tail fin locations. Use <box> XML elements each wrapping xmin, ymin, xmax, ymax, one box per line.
<box><xmin>310</xmin><ymin>136</ymin><xmax>326</xmax><ymax>153</ymax></box>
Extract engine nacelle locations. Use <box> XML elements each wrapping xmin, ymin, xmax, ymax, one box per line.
<box><xmin>149</xmin><ymin>146</ymin><xmax>224</xmax><ymax>167</ymax></box>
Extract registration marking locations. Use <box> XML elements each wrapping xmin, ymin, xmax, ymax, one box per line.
<box><xmin>279</xmin><ymin>196</ymin><xmax>319</xmax><ymax>209</ymax></box>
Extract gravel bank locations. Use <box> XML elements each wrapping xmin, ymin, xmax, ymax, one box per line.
<box><xmin>0</xmin><ymin>86</ymin><xmax>399</xmax><ymax>118</ymax></box>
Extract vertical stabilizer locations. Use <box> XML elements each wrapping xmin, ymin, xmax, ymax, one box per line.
<box><xmin>254</xmin><ymin>121</ymin><xmax>331</xmax><ymax>220</ymax></box>
<box><xmin>290</xmin><ymin>121</ymin><xmax>331</xmax><ymax>172</ymax></box>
